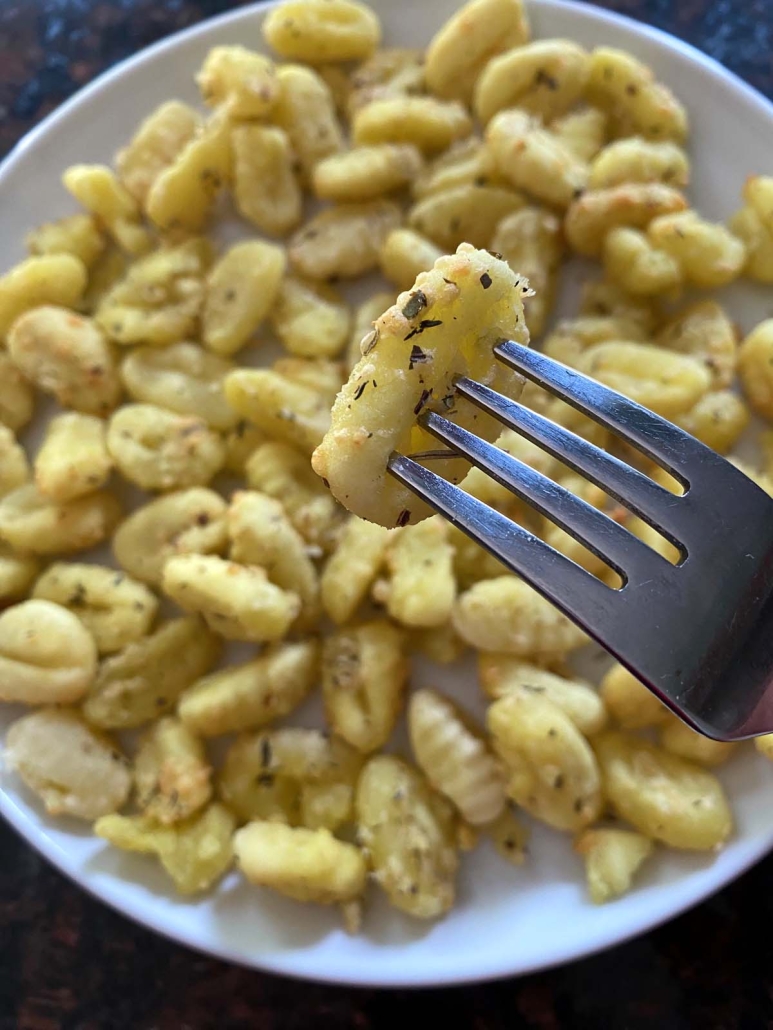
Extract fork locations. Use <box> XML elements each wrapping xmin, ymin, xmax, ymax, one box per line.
<box><xmin>387</xmin><ymin>340</ymin><xmax>773</xmax><ymax>742</ymax></box>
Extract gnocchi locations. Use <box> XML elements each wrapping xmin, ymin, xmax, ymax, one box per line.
<box><xmin>478</xmin><ymin>655</ymin><xmax>608</xmax><ymax>736</ymax></box>
<box><xmin>112</xmin><ymin>488</ymin><xmax>228</xmax><ymax>585</ymax></box>
<box><xmin>95</xmin><ymin>803</ymin><xmax>235</xmax><ymax>894</ymax></box>
<box><xmin>736</xmin><ymin>319</ymin><xmax>773</xmax><ymax>421</ymax></box>
<box><xmin>134</xmin><ymin>716</ymin><xmax>213</xmax><ymax>825</ymax></box>
<box><xmin>83</xmin><ymin>617</ymin><xmax>221</xmax><ymax>729</ymax></box>
<box><xmin>235</xmin><ymin>822</ymin><xmax>366</xmax><ymax>904</ymax></box>
<box><xmin>8</xmin><ymin>305</ymin><xmax>121</xmax><ymax>416</ymax></box>
<box><xmin>488</xmin><ymin>690</ymin><xmax>603</xmax><ymax>832</ymax></box>
<box><xmin>312</xmin><ymin>245</ymin><xmax>530</xmax><ymax>528</ymax></box>
<box><xmin>0</xmin><ymin>484</ymin><xmax>121</xmax><ymax>556</ymax></box>
<box><xmin>313</xmin><ymin>144</ymin><xmax>423</xmax><ymax>202</ymax></box>
<box><xmin>32</xmin><ymin>563</ymin><xmax>157</xmax><ymax>655</ymax></box>
<box><xmin>408</xmin><ymin>183</ymin><xmax>525</xmax><ymax>251</ymax></box>
<box><xmin>586</xmin><ymin>46</ymin><xmax>688</xmax><ymax>142</ymax></box>
<box><xmin>196</xmin><ymin>46</ymin><xmax>278</xmax><ymax>119</ymax></box>
<box><xmin>227</xmin><ymin>490</ymin><xmax>320</xmax><ymax>629</ymax></box>
<box><xmin>162</xmin><ymin>553</ymin><xmax>301</xmax><ymax>643</ymax></box>
<box><xmin>655</xmin><ymin>300</ymin><xmax>737</xmax><ymax>389</ymax></box>
<box><xmin>475</xmin><ymin>39</ymin><xmax>590</xmax><ymax>125</ymax></box>
<box><xmin>356</xmin><ymin>755</ymin><xmax>459</xmax><ymax>919</ymax></box>
<box><xmin>34</xmin><ymin>413</ymin><xmax>112</xmax><ymax>502</ymax></box>
<box><xmin>486</xmin><ymin>108</ymin><xmax>588</xmax><ymax>209</ymax></box>
<box><xmin>322</xmin><ymin>620</ymin><xmax>407</xmax><ymax>752</ymax></box>
<box><xmin>383</xmin><ymin>516</ymin><xmax>456</xmax><ymax>628</ymax></box>
<box><xmin>409</xmin><ymin>688</ymin><xmax>506</xmax><ymax>825</ymax></box>
<box><xmin>273</xmin><ymin>64</ymin><xmax>344</xmax><ymax>181</ymax></box>
<box><xmin>453</xmin><ymin>576</ymin><xmax>587</xmax><ymax>658</ymax></box>
<box><xmin>564</xmin><ymin>183</ymin><xmax>687</xmax><ymax>257</ymax></box>
<box><xmin>178</xmin><ymin>639</ymin><xmax>319</xmax><ymax>737</ymax></box>
<box><xmin>379</xmin><ymin>229</ymin><xmax>444</xmax><ymax>291</ymax></box>
<box><xmin>320</xmin><ymin>515</ymin><xmax>391</xmax><ymax>624</ymax></box>
<box><xmin>232</xmin><ymin>124</ymin><xmax>303</xmax><ymax>237</ymax></box>
<box><xmin>26</xmin><ymin>213</ymin><xmax>105</xmax><ymax>269</ymax></box>
<box><xmin>146</xmin><ymin>115</ymin><xmax>232</xmax><ymax>233</ymax></box>
<box><xmin>246</xmin><ymin>440</ymin><xmax>343</xmax><ymax>551</ymax></box>
<box><xmin>0</xmin><ymin>255</ymin><xmax>88</xmax><ymax>342</ymax></box>
<box><xmin>490</xmin><ymin>206</ymin><xmax>563</xmax><ymax>337</ymax></box>
<box><xmin>202</xmin><ymin>241</ymin><xmax>285</xmax><ymax>356</ymax></box>
<box><xmin>63</xmin><ymin>164</ymin><xmax>151</xmax><ymax>255</ymax></box>
<box><xmin>595</xmin><ymin>732</ymin><xmax>733</xmax><ymax>850</ymax></box>
<box><xmin>270</xmin><ymin>276</ymin><xmax>351</xmax><ymax>360</ymax></box>
<box><xmin>288</xmin><ymin>201</ymin><xmax>401</xmax><ymax>281</ymax></box>
<box><xmin>263</xmin><ymin>0</ymin><xmax>381</xmax><ymax>63</ymax></box>
<box><xmin>0</xmin><ymin>352</ymin><xmax>35</xmax><ymax>432</ymax></box>
<box><xmin>120</xmin><ymin>342</ymin><xmax>237</xmax><ymax>431</ymax></box>
<box><xmin>0</xmin><ymin>544</ymin><xmax>39</xmax><ymax>604</ymax></box>
<box><xmin>589</xmin><ymin>138</ymin><xmax>689</xmax><ymax>190</ymax></box>
<box><xmin>107</xmin><ymin>404</ymin><xmax>225</xmax><ymax>491</ymax></box>
<box><xmin>575</xmin><ymin>828</ymin><xmax>654</xmax><ymax>904</ymax></box>
<box><xmin>352</xmin><ymin>96</ymin><xmax>472</xmax><ymax>155</ymax></box>
<box><xmin>0</xmin><ymin>599</ymin><xmax>97</xmax><ymax>705</ymax></box>
<box><xmin>96</xmin><ymin>238</ymin><xmax>209</xmax><ymax>348</ymax></box>
<box><xmin>220</xmin><ymin>727</ymin><xmax>361</xmax><ymax>829</ymax></box>
<box><xmin>116</xmin><ymin>100</ymin><xmax>201</xmax><ymax>206</ymax></box>
<box><xmin>6</xmin><ymin>708</ymin><xmax>131</xmax><ymax>820</ymax></box>
<box><xmin>0</xmin><ymin>426</ymin><xmax>30</xmax><ymax>499</ymax></box>
<box><xmin>424</xmin><ymin>0</ymin><xmax>530</xmax><ymax>103</ymax></box>
<box><xmin>647</xmin><ymin>211</ymin><xmax>747</xmax><ymax>288</ymax></box>
<box><xmin>575</xmin><ymin>341</ymin><xmax>711</xmax><ymax>419</ymax></box>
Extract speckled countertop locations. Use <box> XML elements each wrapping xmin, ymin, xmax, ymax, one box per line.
<box><xmin>2</xmin><ymin>1</ymin><xmax>773</xmax><ymax>1027</ymax></box>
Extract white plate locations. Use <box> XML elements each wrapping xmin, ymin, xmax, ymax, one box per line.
<box><xmin>2</xmin><ymin>0</ymin><xmax>773</xmax><ymax>989</ymax></box>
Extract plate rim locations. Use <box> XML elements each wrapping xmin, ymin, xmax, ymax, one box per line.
<box><xmin>2</xmin><ymin>0</ymin><xmax>773</xmax><ymax>988</ymax></box>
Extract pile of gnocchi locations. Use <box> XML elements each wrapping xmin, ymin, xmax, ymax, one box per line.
<box><xmin>2</xmin><ymin>0</ymin><xmax>773</xmax><ymax>928</ymax></box>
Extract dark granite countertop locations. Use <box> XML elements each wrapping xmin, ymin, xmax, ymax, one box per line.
<box><xmin>3</xmin><ymin>1</ymin><xmax>773</xmax><ymax>1026</ymax></box>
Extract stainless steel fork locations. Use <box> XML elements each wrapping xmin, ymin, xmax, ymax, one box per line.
<box><xmin>388</xmin><ymin>340</ymin><xmax>773</xmax><ymax>742</ymax></box>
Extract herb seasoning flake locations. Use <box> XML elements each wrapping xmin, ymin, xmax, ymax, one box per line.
<box><xmin>402</xmin><ymin>290</ymin><xmax>428</xmax><ymax>320</ymax></box>
<box><xmin>408</xmin><ymin>344</ymin><xmax>430</xmax><ymax>370</ymax></box>
<box><xmin>404</xmin><ymin>319</ymin><xmax>443</xmax><ymax>342</ymax></box>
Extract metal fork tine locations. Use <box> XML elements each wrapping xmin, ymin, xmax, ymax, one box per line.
<box><xmin>420</xmin><ymin>410</ymin><xmax>671</xmax><ymax>579</ymax></box>
<box><xmin>387</xmin><ymin>453</ymin><xmax>619</xmax><ymax>638</ymax></box>
<box><xmin>453</xmin><ymin>376</ymin><xmax>689</xmax><ymax>543</ymax></box>
<box><xmin>494</xmin><ymin>340</ymin><xmax>710</xmax><ymax>475</ymax></box>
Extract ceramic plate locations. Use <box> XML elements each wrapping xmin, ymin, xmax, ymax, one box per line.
<box><xmin>1</xmin><ymin>0</ymin><xmax>773</xmax><ymax>988</ymax></box>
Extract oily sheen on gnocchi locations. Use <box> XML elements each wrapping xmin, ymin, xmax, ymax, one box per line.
<box><xmin>0</xmin><ymin>0</ymin><xmax>770</xmax><ymax>934</ymax></box>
